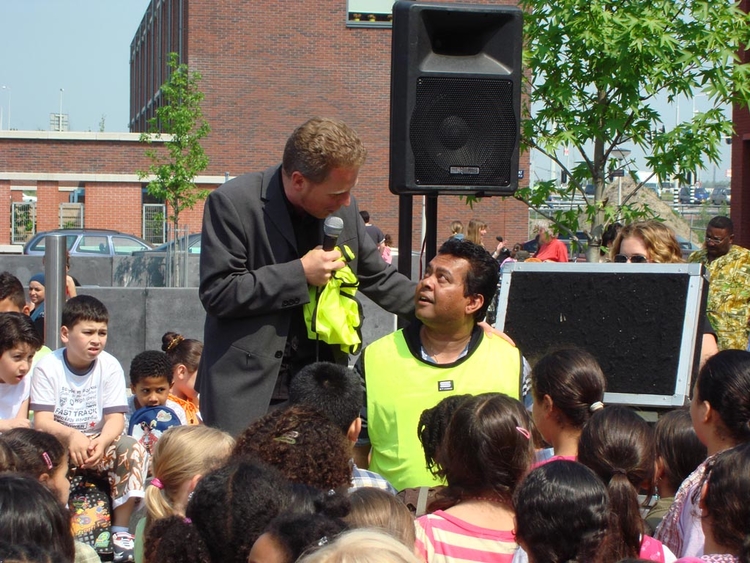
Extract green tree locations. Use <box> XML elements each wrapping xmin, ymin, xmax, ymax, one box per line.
<box><xmin>517</xmin><ymin>0</ymin><xmax>750</xmax><ymax>260</ymax></box>
<box><xmin>138</xmin><ymin>52</ymin><xmax>210</xmax><ymax>243</ymax></box>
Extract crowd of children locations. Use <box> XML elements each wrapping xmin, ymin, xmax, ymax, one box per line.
<box><xmin>1</xmin><ymin>266</ymin><xmax>750</xmax><ymax>563</ymax></box>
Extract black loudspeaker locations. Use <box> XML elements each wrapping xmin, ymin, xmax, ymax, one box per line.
<box><xmin>389</xmin><ymin>1</ymin><xmax>523</xmax><ymax>196</ymax></box>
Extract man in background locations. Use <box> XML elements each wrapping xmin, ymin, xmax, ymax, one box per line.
<box><xmin>688</xmin><ymin>215</ymin><xmax>750</xmax><ymax>350</ymax></box>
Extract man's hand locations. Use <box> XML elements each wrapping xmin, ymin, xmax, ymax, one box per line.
<box><xmin>68</xmin><ymin>431</ymin><xmax>92</xmax><ymax>468</ymax></box>
<box><xmin>477</xmin><ymin>321</ymin><xmax>516</xmax><ymax>347</ymax></box>
<box><xmin>301</xmin><ymin>247</ymin><xmax>346</xmax><ymax>287</ymax></box>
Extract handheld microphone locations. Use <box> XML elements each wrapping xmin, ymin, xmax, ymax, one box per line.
<box><xmin>323</xmin><ymin>216</ymin><xmax>344</xmax><ymax>251</ymax></box>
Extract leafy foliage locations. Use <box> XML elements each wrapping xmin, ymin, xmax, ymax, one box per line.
<box><xmin>516</xmin><ymin>0</ymin><xmax>750</xmax><ymax>258</ymax></box>
<box><xmin>138</xmin><ymin>52</ymin><xmax>210</xmax><ymax>233</ymax></box>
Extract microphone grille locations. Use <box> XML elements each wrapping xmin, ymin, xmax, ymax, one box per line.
<box><xmin>323</xmin><ymin>216</ymin><xmax>345</xmax><ymax>237</ymax></box>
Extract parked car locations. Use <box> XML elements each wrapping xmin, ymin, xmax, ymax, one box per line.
<box><xmin>694</xmin><ymin>187</ymin><xmax>709</xmax><ymax>203</ymax></box>
<box><xmin>676</xmin><ymin>234</ymin><xmax>699</xmax><ymax>260</ymax></box>
<box><xmin>131</xmin><ymin>233</ymin><xmax>202</xmax><ymax>256</ymax></box>
<box><xmin>709</xmin><ymin>187</ymin><xmax>731</xmax><ymax>205</ymax></box>
<box><xmin>23</xmin><ymin>229</ymin><xmax>152</xmax><ymax>257</ymax></box>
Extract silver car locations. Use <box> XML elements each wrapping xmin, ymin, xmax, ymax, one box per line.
<box><xmin>23</xmin><ymin>229</ymin><xmax>152</xmax><ymax>257</ymax></box>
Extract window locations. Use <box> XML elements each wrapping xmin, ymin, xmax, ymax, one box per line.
<box><xmin>347</xmin><ymin>0</ymin><xmax>394</xmax><ymax>27</ymax></box>
<box><xmin>76</xmin><ymin>236</ymin><xmax>109</xmax><ymax>255</ymax></box>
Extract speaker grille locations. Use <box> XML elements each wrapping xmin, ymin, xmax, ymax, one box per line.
<box><xmin>410</xmin><ymin>77</ymin><xmax>516</xmax><ymax>186</ymax></box>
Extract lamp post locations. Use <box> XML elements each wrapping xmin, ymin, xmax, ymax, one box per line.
<box><xmin>1</xmin><ymin>86</ymin><xmax>10</xmax><ymax>130</ymax></box>
<box><xmin>611</xmin><ymin>147</ymin><xmax>631</xmax><ymax>207</ymax></box>
<box><xmin>58</xmin><ymin>88</ymin><xmax>64</xmax><ymax>132</ymax></box>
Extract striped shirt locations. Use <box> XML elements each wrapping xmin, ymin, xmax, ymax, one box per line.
<box><xmin>415</xmin><ymin>510</ymin><xmax>517</xmax><ymax>563</ymax></box>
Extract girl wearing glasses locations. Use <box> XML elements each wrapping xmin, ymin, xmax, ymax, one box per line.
<box><xmin>609</xmin><ymin>220</ymin><xmax>719</xmax><ymax>365</ymax></box>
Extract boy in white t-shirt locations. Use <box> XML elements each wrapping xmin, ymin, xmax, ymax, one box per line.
<box><xmin>31</xmin><ymin>295</ymin><xmax>148</xmax><ymax>563</ymax></box>
<box><xmin>0</xmin><ymin>312</ymin><xmax>43</xmax><ymax>431</ymax></box>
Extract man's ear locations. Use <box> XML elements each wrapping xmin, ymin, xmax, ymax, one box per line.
<box><xmin>347</xmin><ymin>417</ymin><xmax>362</xmax><ymax>444</ymax></box>
<box><xmin>465</xmin><ymin>294</ymin><xmax>484</xmax><ymax>316</ymax></box>
<box><xmin>60</xmin><ymin>325</ymin><xmax>69</xmax><ymax>344</ymax></box>
<box><xmin>22</xmin><ymin>304</ymin><xmax>31</xmax><ymax>316</ymax></box>
<box><xmin>290</xmin><ymin>170</ymin><xmax>308</xmax><ymax>192</ymax></box>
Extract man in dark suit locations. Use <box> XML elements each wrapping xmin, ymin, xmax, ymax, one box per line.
<box><xmin>198</xmin><ymin>117</ymin><xmax>416</xmax><ymax>436</ymax></box>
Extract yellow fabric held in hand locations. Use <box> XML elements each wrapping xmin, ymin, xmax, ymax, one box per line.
<box><xmin>304</xmin><ymin>245</ymin><xmax>363</xmax><ymax>354</ymax></box>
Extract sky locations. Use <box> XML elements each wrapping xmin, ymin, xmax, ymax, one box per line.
<box><xmin>0</xmin><ymin>0</ymin><xmax>151</xmax><ymax>133</ymax></box>
<box><xmin>0</xmin><ymin>0</ymin><xmax>732</xmax><ymax>180</ymax></box>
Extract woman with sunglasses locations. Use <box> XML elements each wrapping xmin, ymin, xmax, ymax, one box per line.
<box><xmin>610</xmin><ymin>220</ymin><xmax>718</xmax><ymax>365</ymax></box>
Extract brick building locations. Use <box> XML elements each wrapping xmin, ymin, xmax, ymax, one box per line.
<box><xmin>0</xmin><ymin>0</ymin><xmax>530</xmax><ymax>253</ymax></box>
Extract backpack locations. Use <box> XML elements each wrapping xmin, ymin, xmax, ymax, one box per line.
<box><xmin>127</xmin><ymin>405</ymin><xmax>182</xmax><ymax>454</ymax></box>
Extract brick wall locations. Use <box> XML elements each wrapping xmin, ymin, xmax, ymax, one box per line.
<box><xmin>1</xmin><ymin>0</ymin><xmax>531</xmax><ymax>249</ymax></box>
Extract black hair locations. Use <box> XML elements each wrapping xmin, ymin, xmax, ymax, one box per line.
<box><xmin>289</xmin><ymin>362</ymin><xmax>363</xmax><ymax>434</ymax></box>
<box><xmin>707</xmin><ymin>215</ymin><xmax>733</xmax><ymax>234</ymax></box>
<box><xmin>437</xmin><ymin>238</ymin><xmax>500</xmax><ymax>320</ymax></box>
<box><xmin>129</xmin><ymin>350</ymin><xmax>174</xmax><ymax>386</ymax></box>
<box><xmin>701</xmin><ymin>442</ymin><xmax>750</xmax><ymax>561</ymax></box>
<box><xmin>654</xmin><ymin>409</ymin><xmax>706</xmax><ymax>491</ymax></box>
<box><xmin>60</xmin><ymin>294</ymin><xmax>108</xmax><ymax>328</ymax></box>
<box><xmin>0</xmin><ymin>271</ymin><xmax>27</xmax><ymax>310</ymax></box>
<box><xmin>695</xmin><ymin>350</ymin><xmax>750</xmax><ymax>445</ymax></box>
<box><xmin>577</xmin><ymin>406</ymin><xmax>655</xmax><ymax>561</ymax></box>
<box><xmin>0</xmin><ymin>542</ymin><xmax>67</xmax><ymax>563</ymax></box>
<box><xmin>601</xmin><ymin>222</ymin><xmax>622</xmax><ymax>251</ymax></box>
<box><xmin>417</xmin><ymin>394</ymin><xmax>472</xmax><ymax>476</ymax></box>
<box><xmin>0</xmin><ymin>474</ymin><xmax>75</xmax><ymax>563</ymax></box>
<box><xmin>431</xmin><ymin>393</ymin><xmax>533</xmax><ymax>511</ymax></box>
<box><xmin>144</xmin><ymin>457</ymin><xmax>294</xmax><ymax>563</ymax></box>
<box><xmin>359</xmin><ymin>210</ymin><xmax>370</xmax><ymax>223</ymax></box>
<box><xmin>162</xmin><ymin>331</ymin><xmax>203</xmax><ymax>372</ymax></box>
<box><xmin>531</xmin><ymin>348</ymin><xmax>607</xmax><ymax>429</ymax></box>
<box><xmin>514</xmin><ymin>460</ymin><xmax>610</xmax><ymax>563</ymax></box>
<box><xmin>1</xmin><ymin>428</ymin><xmax>66</xmax><ymax>479</ymax></box>
<box><xmin>0</xmin><ymin>312</ymin><xmax>42</xmax><ymax>357</ymax></box>
<box><xmin>261</xmin><ymin>493</ymin><xmax>350</xmax><ymax>563</ymax></box>
<box><xmin>233</xmin><ymin>405</ymin><xmax>353</xmax><ymax>492</ymax></box>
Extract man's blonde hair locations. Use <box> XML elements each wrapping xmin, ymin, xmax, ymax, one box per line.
<box><xmin>282</xmin><ymin>117</ymin><xmax>367</xmax><ymax>183</ymax></box>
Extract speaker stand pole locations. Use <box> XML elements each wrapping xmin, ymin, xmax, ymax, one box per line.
<box><xmin>397</xmin><ymin>194</ymin><xmax>413</xmax><ymax>280</ymax></box>
<box><xmin>424</xmin><ymin>195</ymin><xmax>438</xmax><ymax>265</ymax></box>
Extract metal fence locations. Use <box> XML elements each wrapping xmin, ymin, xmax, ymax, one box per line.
<box><xmin>59</xmin><ymin>203</ymin><xmax>84</xmax><ymax>229</ymax></box>
<box><xmin>143</xmin><ymin>204</ymin><xmax>166</xmax><ymax>245</ymax></box>
<box><xmin>11</xmin><ymin>202</ymin><xmax>36</xmax><ymax>244</ymax></box>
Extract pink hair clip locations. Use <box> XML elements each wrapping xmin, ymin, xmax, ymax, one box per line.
<box><xmin>42</xmin><ymin>452</ymin><xmax>53</xmax><ymax>470</ymax></box>
<box><xmin>516</xmin><ymin>426</ymin><xmax>531</xmax><ymax>440</ymax></box>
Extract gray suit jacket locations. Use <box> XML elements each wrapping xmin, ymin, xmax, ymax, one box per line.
<box><xmin>198</xmin><ymin>165</ymin><xmax>415</xmax><ymax>436</ymax></box>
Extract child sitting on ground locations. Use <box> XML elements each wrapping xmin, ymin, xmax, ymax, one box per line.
<box><xmin>31</xmin><ymin>295</ymin><xmax>149</xmax><ymax>563</ymax></box>
<box><xmin>656</xmin><ymin>350</ymin><xmax>750</xmax><ymax>558</ymax></box>
<box><xmin>529</xmin><ymin>347</ymin><xmax>606</xmax><ymax>466</ymax></box>
<box><xmin>289</xmin><ymin>361</ymin><xmax>396</xmax><ymax>494</ymax></box>
<box><xmin>578</xmin><ymin>405</ymin><xmax>676</xmax><ymax>562</ymax></box>
<box><xmin>126</xmin><ymin>350</ymin><xmax>188</xmax><ymax>427</ymax></box>
<box><xmin>0</xmin><ymin>312</ymin><xmax>42</xmax><ymax>431</ymax></box>
<box><xmin>0</xmin><ymin>271</ymin><xmax>52</xmax><ymax>364</ymax></box>
<box><xmin>645</xmin><ymin>409</ymin><xmax>706</xmax><ymax>534</ymax></box>
<box><xmin>1</xmin><ymin>427</ymin><xmax>101</xmax><ymax>562</ymax></box>
<box><xmin>415</xmin><ymin>393</ymin><xmax>534</xmax><ymax>562</ymax></box>
<box><xmin>134</xmin><ymin>425</ymin><xmax>235</xmax><ymax>563</ymax></box>
<box><xmin>513</xmin><ymin>460</ymin><xmax>611</xmax><ymax>563</ymax></box>
<box><xmin>161</xmin><ymin>332</ymin><xmax>202</xmax><ymax>424</ymax></box>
